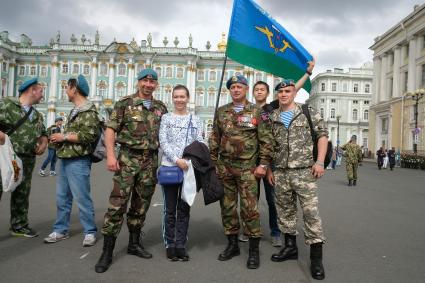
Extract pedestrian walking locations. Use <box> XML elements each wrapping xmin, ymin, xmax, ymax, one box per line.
<box><xmin>388</xmin><ymin>147</ymin><xmax>396</xmax><ymax>171</ymax></box>
<box><xmin>95</xmin><ymin>69</ymin><xmax>168</xmax><ymax>273</ymax></box>
<box><xmin>267</xmin><ymin>79</ymin><xmax>327</xmax><ymax>280</ymax></box>
<box><xmin>0</xmin><ymin>78</ymin><xmax>48</xmax><ymax>238</ymax></box>
<box><xmin>341</xmin><ymin>135</ymin><xmax>362</xmax><ymax>186</ymax></box>
<box><xmin>209</xmin><ymin>75</ymin><xmax>273</xmax><ymax>269</ymax></box>
<box><xmin>331</xmin><ymin>147</ymin><xmax>337</xmax><ymax>170</ymax></box>
<box><xmin>376</xmin><ymin>147</ymin><xmax>385</xmax><ymax>170</ymax></box>
<box><xmin>383</xmin><ymin>149</ymin><xmax>389</xmax><ymax>169</ymax></box>
<box><xmin>44</xmin><ymin>75</ymin><xmax>100</xmax><ymax>247</ymax></box>
<box><xmin>39</xmin><ymin>117</ymin><xmax>63</xmax><ymax>177</ymax></box>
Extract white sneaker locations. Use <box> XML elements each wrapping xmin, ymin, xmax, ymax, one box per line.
<box><xmin>238</xmin><ymin>233</ymin><xmax>249</xmax><ymax>242</ymax></box>
<box><xmin>44</xmin><ymin>232</ymin><xmax>69</xmax><ymax>243</ymax></box>
<box><xmin>49</xmin><ymin>171</ymin><xmax>57</xmax><ymax>176</ymax></box>
<box><xmin>83</xmin><ymin>234</ymin><xmax>97</xmax><ymax>247</ymax></box>
<box><xmin>39</xmin><ymin>169</ymin><xmax>46</xmax><ymax>177</ymax></box>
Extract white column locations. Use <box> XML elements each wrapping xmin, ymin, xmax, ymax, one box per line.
<box><xmin>187</xmin><ymin>61</ymin><xmax>196</xmax><ymax>110</ymax></box>
<box><xmin>373</xmin><ymin>56</ymin><xmax>381</xmax><ymax>104</ymax></box>
<box><xmin>127</xmin><ymin>58</ymin><xmax>134</xmax><ymax>96</ymax></box>
<box><xmin>7</xmin><ymin>59</ymin><xmax>15</xmax><ymax>97</ymax></box>
<box><xmin>49</xmin><ymin>56</ymin><xmax>59</xmax><ymax>102</ymax></box>
<box><xmin>407</xmin><ymin>37</ymin><xmax>417</xmax><ymax>92</ymax></box>
<box><xmin>266</xmin><ymin>74</ymin><xmax>274</xmax><ymax>102</ymax></box>
<box><xmin>416</xmin><ymin>36</ymin><xmax>424</xmax><ymax>88</ymax></box>
<box><xmin>392</xmin><ymin>46</ymin><xmax>401</xmax><ymax>97</ymax></box>
<box><xmin>47</xmin><ymin>102</ymin><xmax>56</xmax><ymax>127</ymax></box>
<box><xmin>90</xmin><ymin>57</ymin><xmax>98</xmax><ymax>99</ymax></box>
<box><xmin>379</xmin><ymin>54</ymin><xmax>387</xmax><ymax>102</ymax></box>
<box><xmin>108</xmin><ymin>57</ymin><xmax>115</xmax><ymax>100</ymax></box>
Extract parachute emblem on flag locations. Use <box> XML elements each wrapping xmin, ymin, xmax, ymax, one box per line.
<box><xmin>255</xmin><ymin>25</ymin><xmax>294</xmax><ymax>54</ymax></box>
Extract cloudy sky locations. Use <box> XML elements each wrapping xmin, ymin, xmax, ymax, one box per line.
<box><xmin>0</xmin><ymin>0</ymin><xmax>421</xmax><ymax>74</ymax></box>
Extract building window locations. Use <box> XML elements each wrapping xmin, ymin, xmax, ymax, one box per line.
<box><xmin>176</xmin><ymin>67</ymin><xmax>184</xmax><ymax>79</ymax></box>
<box><xmin>155</xmin><ymin>67</ymin><xmax>162</xmax><ymax>78</ymax></box>
<box><xmin>403</xmin><ymin>72</ymin><xmax>408</xmax><ymax>92</ymax></box>
<box><xmin>2</xmin><ymin>62</ymin><xmax>7</xmax><ymax>72</ymax></box>
<box><xmin>321</xmin><ymin>83</ymin><xmax>326</xmax><ymax>91</ymax></box>
<box><xmin>352</xmin><ymin>109</ymin><xmax>358</xmax><ymax>120</ymax></box>
<box><xmin>116</xmin><ymin>82</ymin><xmax>126</xmax><ymax>97</ymax></box>
<box><xmin>72</xmin><ymin>64</ymin><xmax>79</xmax><ymax>74</ymax></box>
<box><xmin>163</xmin><ymin>85</ymin><xmax>172</xmax><ymax>105</ymax></box>
<box><xmin>30</xmin><ymin>66</ymin><xmax>36</xmax><ymax>76</ymax></box>
<box><xmin>99</xmin><ymin>63</ymin><xmax>108</xmax><ymax>76</ymax></box>
<box><xmin>62</xmin><ymin>63</ymin><xmax>69</xmax><ymax>74</ymax></box>
<box><xmin>320</xmin><ymin>108</ymin><xmax>324</xmax><ymax>118</ymax></box>
<box><xmin>98</xmin><ymin>81</ymin><xmax>107</xmax><ymax>98</ymax></box>
<box><xmin>381</xmin><ymin>118</ymin><xmax>388</xmax><ymax>134</ymax></box>
<box><xmin>422</xmin><ymin>65</ymin><xmax>425</xmax><ymax>87</ymax></box>
<box><xmin>165</xmin><ymin>66</ymin><xmax>173</xmax><ymax>78</ymax></box>
<box><xmin>83</xmin><ymin>64</ymin><xmax>90</xmax><ymax>75</ymax></box>
<box><xmin>118</xmin><ymin>63</ymin><xmax>126</xmax><ymax>76</ymax></box>
<box><xmin>197</xmin><ymin>70</ymin><xmax>205</xmax><ymax>81</ymax></box>
<box><xmin>320</xmin><ymin>99</ymin><xmax>325</xmax><ymax>103</ymax></box>
<box><xmin>40</xmin><ymin>66</ymin><xmax>47</xmax><ymax>77</ymax></box>
<box><xmin>209</xmin><ymin>70</ymin><xmax>217</xmax><ymax>82</ymax></box>
<box><xmin>255</xmin><ymin>72</ymin><xmax>262</xmax><ymax>82</ymax></box>
<box><xmin>208</xmin><ymin>87</ymin><xmax>216</xmax><ymax>107</ymax></box>
<box><xmin>331</xmin><ymin>82</ymin><xmax>337</xmax><ymax>92</ymax></box>
<box><xmin>331</xmin><ymin>99</ymin><xmax>336</xmax><ymax>103</ymax></box>
<box><xmin>353</xmin><ymin>100</ymin><xmax>358</xmax><ymax>104</ymax></box>
<box><xmin>363</xmin><ymin>110</ymin><xmax>369</xmax><ymax>120</ymax></box>
<box><xmin>60</xmin><ymin>80</ymin><xmax>67</xmax><ymax>99</ymax></box>
<box><xmin>365</xmin><ymin>84</ymin><xmax>370</xmax><ymax>93</ymax></box>
<box><xmin>330</xmin><ymin>108</ymin><xmax>335</xmax><ymax>119</ymax></box>
<box><xmin>195</xmin><ymin>88</ymin><xmax>204</xmax><ymax>106</ymax></box>
<box><xmin>224</xmin><ymin>71</ymin><xmax>229</xmax><ymax>81</ymax></box>
<box><xmin>220</xmin><ymin>87</ymin><xmax>229</xmax><ymax>106</ymax></box>
<box><xmin>40</xmin><ymin>83</ymin><xmax>48</xmax><ymax>98</ymax></box>
<box><xmin>364</xmin><ymin>100</ymin><xmax>370</xmax><ymax>105</ymax></box>
<box><xmin>343</xmin><ymin>82</ymin><xmax>348</xmax><ymax>92</ymax></box>
<box><xmin>405</xmin><ymin>44</ymin><xmax>409</xmax><ymax>59</ymax></box>
<box><xmin>353</xmin><ymin>83</ymin><xmax>359</xmax><ymax>93</ymax></box>
<box><xmin>19</xmin><ymin>66</ymin><xmax>25</xmax><ymax>76</ymax></box>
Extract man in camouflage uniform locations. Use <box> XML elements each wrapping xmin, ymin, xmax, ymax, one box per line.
<box><xmin>95</xmin><ymin>69</ymin><xmax>168</xmax><ymax>273</ymax></box>
<box><xmin>209</xmin><ymin>75</ymin><xmax>273</xmax><ymax>269</ymax></box>
<box><xmin>0</xmin><ymin>78</ymin><xmax>48</xmax><ymax>237</ymax></box>
<box><xmin>43</xmin><ymin>75</ymin><xmax>100</xmax><ymax>247</ymax></box>
<box><xmin>267</xmin><ymin>79</ymin><xmax>327</xmax><ymax>280</ymax></box>
<box><xmin>341</xmin><ymin>135</ymin><xmax>362</xmax><ymax>186</ymax></box>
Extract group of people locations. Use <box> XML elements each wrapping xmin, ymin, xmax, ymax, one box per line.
<box><xmin>0</xmin><ymin>61</ymin><xmax>328</xmax><ymax>280</ymax></box>
<box><xmin>376</xmin><ymin>147</ymin><xmax>399</xmax><ymax>170</ymax></box>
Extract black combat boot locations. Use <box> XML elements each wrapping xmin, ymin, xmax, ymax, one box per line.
<box><xmin>310</xmin><ymin>242</ymin><xmax>325</xmax><ymax>280</ymax></box>
<box><xmin>271</xmin><ymin>234</ymin><xmax>298</xmax><ymax>262</ymax></box>
<box><xmin>95</xmin><ymin>235</ymin><xmax>116</xmax><ymax>273</ymax></box>
<box><xmin>218</xmin><ymin>234</ymin><xmax>240</xmax><ymax>261</ymax></box>
<box><xmin>353</xmin><ymin>180</ymin><xmax>357</xmax><ymax>186</ymax></box>
<box><xmin>127</xmin><ymin>231</ymin><xmax>153</xmax><ymax>259</ymax></box>
<box><xmin>246</xmin><ymin>237</ymin><xmax>260</xmax><ymax>269</ymax></box>
<box><xmin>348</xmin><ymin>180</ymin><xmax>352</xmax><ymax>186</ymax></box>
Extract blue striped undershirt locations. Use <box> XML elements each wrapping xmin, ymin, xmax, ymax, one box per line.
<box><xmin>142</xmin><ymin>99</ymin><xmax>152</xmax><ymax>109</ymax></box>
<box><xmin>280</xmin><ymin>110</ymin><xmax>294</xmax><ymax>128</ymax></box>
<box><xmin>233</xmin><ymin>104</ymin><xmax>244</xmax><ymax>113</ymax></box>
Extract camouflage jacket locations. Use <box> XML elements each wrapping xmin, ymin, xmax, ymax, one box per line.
<box><xmin>341</xmin><ymin>142</ymin><xmax>362</xmax><ymax>164</ymax></box>
<box><xmin>106</xmin><ymin>93</ymin><xmax>168</xmax><ymax>150</ymax></box>
<box><xmin>0</xmin><ymin>97</ymin><xmax>47</xmax><ymax>157</ymax></box>
<box><xmin>56</xmin><ymin>101</ymin><xmax>100</xmax><ymax>158</ymax></box>
<box><xmin>270</xmin><ymin>103</ymin><xmax>328</xmax><ymax>169</ymax></box>
<box><xmin>209</xmin><ymin>102</ymin><xmax>273</xmax><ymax>169</ymax></box>
<box><xmin>46</xmin><ymin>125</ymin><xmax>61</xmax><ymax>148</ymax></box>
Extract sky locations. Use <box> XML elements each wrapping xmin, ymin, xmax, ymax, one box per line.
<box><xmin>0</xmin><ymin>0</ymin><xmax>422</xmax><ymax>75</ymax></box>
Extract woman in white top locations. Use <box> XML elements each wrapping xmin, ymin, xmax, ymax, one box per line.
<box><xmin>159</xmin><ymin>85</ymin><xmax>204</xmax><ymax>262</ymax></box>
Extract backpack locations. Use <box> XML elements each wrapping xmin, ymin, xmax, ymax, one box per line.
<box><xmin>90</xmin><ymin>125</ymin><xmax>105</xmax><ymax>163</ymax></box>
<box><xmin>301</xmin><ymin>104</ymin><xmax>333</xmax><ymax>168</ymax></box>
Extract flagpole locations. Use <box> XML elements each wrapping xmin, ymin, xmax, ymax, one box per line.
<box><xmin>213</xmin><ymin>55</ymin><xmax>228</xmax><ymax>121</ymax></box>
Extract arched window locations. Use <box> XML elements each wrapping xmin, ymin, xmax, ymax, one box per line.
<box><xmin>18</xmin><ymin>66</ymin><xmax>25</xmax><ymax>76</ymax></box>
<box><xmin>116</xmin><ymin>82</ymin><xmax>126</xmax><ymax>97</ymax></box>
<box><xmin>196</xmin><ymin>87</ymin><xmax>205</xmax><ymax>106</ymax></box>
<box><xmin>98</xmin><ymin>81</ymin><xmax>108</xmax><ymax>98</ymax></box>
<box><xmin>219</xmin><ymin>87</ymin><xmax>229</xmax><ymax>106</ymax></box>
<box><xmin>365</xmin><ymin>84</ymin><xmax>370</xmax><ymax>93</ymax></box>
<box><xmin>40</xmin><ymin>66</ymin><xmax>47</xmax><ymax>77</ymax></box>
<box><xmin>320</xmin><ymin>108</ymin><xmax>324</xmax><ymax>118</ymax></box>
<box><xmin>83</xmin><ymin>64</ymin><xmax>90</xmax><ymax>75</ymax></box>
<box><xmin>166</xmin><ymin>67</ymin><xmax>173</xmax><ymax>78</ymax></box>
<box><xmin>208</xmin><ymin>87</ymin><xmax>216</xmax><ymax>107</ymax></box>
<box><xmin>209</xmin><ymin>70</ymin><xmax>217</xmax><ymax>81</ymax></box>
<box><xmin>363</xmin><ymin>110</ymin><xmax>369</xmax><ymax>121</ymax></box>
<box><xmin>154</xmin><ymin>67</ymin><xmax>162</xmax><ymax>78</ymax></box>
<box><xmin>72</xmin><ymin>64</ymin><xmax>79</xmax><ymax>74</ymax></box>
<box><xmin>62</xmin><ymin>63</ymin><xmax>68</xmax><ymax>74</ymax></box>
<box><xmin>330</xmin><ymin>108</ymin><xmax>335</xmax><ymax>119</ymax></box>
<box><xmin>30</xmin><ymin>66</ymin><xmax>36</xmax><ymax>76</ymax></box>
<box><xmin>352</xmin><ymin>109</ymin><xmax>358</xmax><ymax>120</ymax></box>
<box><xmin>60</xmin><ymin>80</ymin><xmax>67</xmax><ymax>100</ymax></box>
<box><xmin>118</xmin><ymin>63</ymin><xmax>126</xmax><ymax>76</ymax></box>
<box><xmin>99</xmin><ymin>63</ymin><xmax>108</xmax><ymax>76</ymax></box>
<box><xmin>321</xmin><ymin>82</ymin><xmax>326</xmax><ymax>91</ymax></box>
<box><xmin>176</xmin><ymin>67</ymin><xmax>184</xmax><ymax>79</ymax></box>
<box><xmin>255</xmin><ymin>72</ymin><xmax>262</xmax><ymax>82</ymax></box>
<box><xmin>197</xmin><ymin>70</ymin><xmax>205</xmax><ymax>81</ymax></box>
<box><xmin>163</xmin><ymin>84</ymin><xmax>172</xmax><ymax>105</ymax></box>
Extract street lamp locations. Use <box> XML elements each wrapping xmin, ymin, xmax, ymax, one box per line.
<box><xmin>336</xmin><ymin>115</ymin><xmax>341</xmax><ymax>152</ymax></box>
<box><xmin>407</xmin><ymin>89</ymin><xmax>425</xmax><ymax>154</ymax></box>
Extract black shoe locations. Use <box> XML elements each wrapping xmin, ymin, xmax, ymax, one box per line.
<box><xmin>166</xmin><ymin>247</ymin><xmax>178</xmax><ymax>261</ymax></box>
<box><xmin>95</xmin><ymin>235</ymin><xmax>116</xmax><ymax>273</ymax></box>
<box><xmin>10</xmin><ymin>226</ymin><xmax>39</xmax><ymax>238</ymax></box>
<box><xmin>348</xmin><ymin>180</ymin><xmax>352</xmax><ymax>186</ymax></box>
<box><xmin>353</xmin><ymin>180</ymin><xmax>357</xmax><ymax>186</ymax></box>
<box><xmin>127</xmin><ymin>232</ymin><xmax>153</xmax><ymax>259</ymax></box>
<box><xmin>271</xmin><ymin>234</ymin><xmax>298</xmax><ymax>262</ymax></box>
<box><xmin>247</xmin><ymin>237</ymin><xmax>260</xmax><ymax>269</ymax></box>
<box><xmin>310</xmin><ymin>242</ymin><xmax>325</xmax><ymax>280</ymax></box>
<box><xmin>176</xmin><ymin>248</ymin><xmax>190</xmax><ymax>261</ymax></box>
<box><xmin>218</xmin><ymin>234</ymin><xmax>240</xmax><ymax>261</ymax></box>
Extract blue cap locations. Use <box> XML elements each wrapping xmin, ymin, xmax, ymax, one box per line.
<box><xmin>18</xmin><ymin>78</ymin><xmax>39</xmax><ymax>94</ymax></box>
<box><xmin>76</xmin><ymin>75</ymin><xmax>89</xmax><ymax>97</ymax></box>
<box><xmin>274</xmin><ymin>79</ymin><xmax>295</xmax><ymax>91</ymax></box>
<box><xmin>226</xmin><ymin>75</ymin><xmax>248</xmax><ymax>89</ymax></box>
<box><xmin>137</xmin><ymin>68</ymin><xmax>158</xmax><ymax>81</ymax></box>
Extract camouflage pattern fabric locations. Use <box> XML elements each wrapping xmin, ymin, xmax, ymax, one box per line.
<box><xmin>341</xmin><ymin>142</ymin><xmax>362</xmax><ymax>181</ymax></box>
<box><xmin>270</xmin><ymin>104</ymin><xmax>327</xmax><ymax>169</ymax></box>
<box><xmin>345</xmin><ymin>162</ymin><xmax>358</xmax><ymax>181</ymax></box>
<box><xmin>274</xmin><ymin>168</ymin><xmax>325</xmax><ymax>245</ymax></box>
<box><xmin>217</xmin><ymin>163</ymin><xmax>262</xmax><ymax>237</ymax></box>
<box><xmin>106</xmin><ymin>94</ymin><xmax>168</xmax><ymax>150</ymax></box>
<box><xmin>56</xmin><ymin>101</ymin><xmax>99</xmax><ymax>158</ymax></box>
<box><xmin>46</xmin><ymin>125</ymin><xmax>61</xmax><ymax>149</ymax></box>
<box><xmin>0</xmin><ymin>97</ymin><xmax>47</xmax><ymax>156</ymax></box>
<box><xmin>101</xmin><ymin>149</ymin><xmax>158</xmax><ymax>236</ymax></box>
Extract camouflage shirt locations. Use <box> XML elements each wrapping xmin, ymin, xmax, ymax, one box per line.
<box><xmin>46</xmin><ymin>125</ymin><xmax>61</xmax><ymax>148</ymax></box>
<box><xmin>106</xmin><ymin>93</ymin><xmax>168</xmax><ymax>150</ymax></box>
<box><xmin>209</xmin><ymin>102</ymin><xmax>273</xmax><ymax>169</ymax></box>
<box><xmin>270</xmin><ymin>103</ymin><xmax>328</xmax><ymax>169</ymax></box>
<box><xmin>341</xmin><ymin>142</ymin><xmax>362</xmax><ymax>164</ymax></box>
<box><xmin>0</xmin><ymin>97</ymin><xmax>47</xmax><ymax>156</ymax></box>
<box><xmin>56</xmin><ymin>101</ymin><xmax>100</xmax><ymax>158</ymax></box>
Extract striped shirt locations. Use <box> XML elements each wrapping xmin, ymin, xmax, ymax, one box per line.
<box><xmin>142</xmin><ymin>99</ymin><xmax>152</xmax><ymax>109</ymax></box>
<box><xmin>233</xmin><ymin>103</ymin><xmax>244</xmax><ymax>113</ymax></box>
<box><xmin>280</xmin><ymin>110</ymin><xmax>294</xmax><ymax>128</ymax></box>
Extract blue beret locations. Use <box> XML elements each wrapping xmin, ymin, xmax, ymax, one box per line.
<box><xmin>137</xmin><ymin>68</ymin><xmax>158</xmax><ymax>81</ymax></box>
<box><xmin>19</xmin><ymin>78</ymin><xmax>39</xmax><ymax>94</ymax></box>
<box><xmin>274</xmin><ymin>79</ymin><xmax>295</xmax><ymax>91</ymax></box>
<box><xmin>76</xmin><ymin>75</ymin><xmax>90</xmax><ymax>97</ymax></box>
<box><xmin>55</xmin><ymin>117</ymin><xmax>63</xmax><ymax>122</ymax></box>
<box><xmin>226</xmin><ymin>75</ymin><xmax>248</xmax><ymax>89</ymax></box>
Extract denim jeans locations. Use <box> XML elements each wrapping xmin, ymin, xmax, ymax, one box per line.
<box><xmin>258</xmin><ymin>177</ymin><xmax>281</xmax><ymax>237</ymax></box>
<box><xmin>53</xmin><ymin>157</ymin><xmax>97</xmax><ymax>235</ymax></box>
<box><xmin>41</xmin><ymin>147</ymin><xmax>57</xmax><ymax>171</ymax></box>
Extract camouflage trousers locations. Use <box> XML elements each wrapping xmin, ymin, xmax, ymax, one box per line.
<box><xmin>101</xmin><ymin>149</ymin><xmax>158</xmax><ymax>237</ymax></box>
<box><xmin>345</xmin><ymin>162</ymin><xmax>358</xmax><ymax>181</ymax></box>
<box><xmin>0</xmin><ymin>156</ymin><xmax>36</xmax><ymax>230</ymax></box>
<box><xmin>274</xmin><ymin>168</ymin><xmax>325</xmax><ymax>245</ymax></box>
<box><xmin>218</xmin><ymin>163</ymin><xmax>262</xmax><ymax>238</ymax></box>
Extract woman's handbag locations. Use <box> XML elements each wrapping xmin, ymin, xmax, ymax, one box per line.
<box><xmin>157</xmin><ymin>114</ymin><xmax>193</xmax><ymax>185</ymax></box>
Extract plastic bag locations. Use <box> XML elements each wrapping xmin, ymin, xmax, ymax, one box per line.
<box><xmin>0</xmin><ymin>135</ymin><xmax>23</xmax><ymax>192</ymax></box>
<box><xmin>182</xmin><ymin>160</ymin><xmax>196</xmax><ymax>206</ymax></box>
